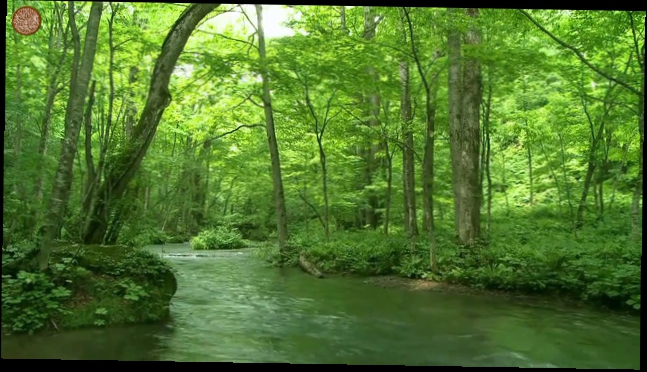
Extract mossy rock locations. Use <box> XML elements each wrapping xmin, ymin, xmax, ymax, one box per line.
<box><xmin>3</xmin><ymin>244</ymin><xmax>178</xmax><ymax>334</ymax></box>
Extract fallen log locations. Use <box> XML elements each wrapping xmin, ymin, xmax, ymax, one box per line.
<box><xmin>298</xmin><ymin>253</ymin><xmax>324</xmax><ymax>278</ymax></box>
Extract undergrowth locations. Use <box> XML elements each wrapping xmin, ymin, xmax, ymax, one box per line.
<box><xmin>2</xmin><ymin>244</ymin><xmax>176</xmax><ymax>334</ymax></box>
<box><xmin>190</xmin><ymin>226</ymin><xmax>245</xmax><ymax>250</ymax></box>
<box><xmin>254</xmin><ymin>212</ymin><xmax>641</xmax><ymax>313</ymax></box>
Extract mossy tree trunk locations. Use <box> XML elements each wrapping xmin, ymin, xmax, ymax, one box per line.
<box><xmin>82</xmin><ymin>4</ymin><xmax>219</xmax><ymax>244</ymax></box>
<box><xmin>34</xmin><ymin>2</ymin><xmax>104</xmax><ymax>271</ymax></box>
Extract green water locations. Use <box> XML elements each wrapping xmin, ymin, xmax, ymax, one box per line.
<box><xmin>1</xmin><ymin>244</ymin><xmax>640</xmax><ymax>367</ymax></box>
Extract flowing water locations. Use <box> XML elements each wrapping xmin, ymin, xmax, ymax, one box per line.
<box><xmin>1</xmin><ymin>244</ymin><xmax>640</xmax><ymax>367</ymax></box>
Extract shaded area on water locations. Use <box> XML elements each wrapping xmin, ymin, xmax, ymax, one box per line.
<box><xmin>1</xmin><ymin>244</ymin><xmax>640</xmax><ymax>367</ymax></box>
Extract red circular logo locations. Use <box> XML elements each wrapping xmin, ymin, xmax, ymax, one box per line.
<box><xmin>12</xmin><ymin>6</ymin><xmax>42</xmax><ymax>36</ymax></box>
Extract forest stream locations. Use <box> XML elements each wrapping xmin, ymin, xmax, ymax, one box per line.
<box><xmin>1</xmin><ymin>244</ymin><xmax>640</xmax><ymax>367</ymax></box>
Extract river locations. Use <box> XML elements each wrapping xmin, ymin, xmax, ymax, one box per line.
<box><xmin>1</xmin><ymin>244</ymin><xmax>640</xmax><ymax>367</ymax></box>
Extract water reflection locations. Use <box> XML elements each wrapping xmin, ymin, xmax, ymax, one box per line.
<box><xmin>1</xmin><ymin>323</ymin><xmax>174</xmax><ymax>360</ymax></box>
<box><xmin>1</xmin><ymin>245</ymin><xmax>641</xmax><ymax>367</ymax></box>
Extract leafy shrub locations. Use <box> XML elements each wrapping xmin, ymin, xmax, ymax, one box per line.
<box><xmin>118</xmin><ymin>227</ymin><xmax>169</xmax><ymax>248</ymax></box>
<box><xmin>2</xmin><ymin>271</ymin><xmax>72</xmax><ymax>334</ymax></box>
<box><xmin>439</xmin><ymin>237</ymin><xmax>641</xmax><ymax>311</ymax></box>
<box><xmin>256</xmin><ymin>214</ymin><xmax>641</xmax><ymax>312</ymax></box>
<box><xmin>190</xmin><ymin>227</ymin><xmax>245</xmax><ymax>250</ymax></box>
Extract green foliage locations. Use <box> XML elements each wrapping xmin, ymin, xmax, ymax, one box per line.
<box><xmin>3</xmin><ymin>1</ymin><xmax>643</xmax><ymax>331</ymax></box>
<box><xmin>2</xmin><ymin>245</ymin><xmax>176</xmax><ymax>334</ymax></box>
<box><xmin>439</xmin><ymin>238</ymin><xmax>641</xmax><ymax>311</ymax></box>
<box><xmin>2</xmin><ymin>271</ymin><xmax>72</xmax><ymax>334</ymax></box>
<box><xmin>256</xmin><ymin>211</ymin><xmax>641</xmax><ymax>313</ymax></box>
<box><xmin>215</xmin><ymin>213</ymin><xmax>269</xmax><ymax>241</ymax></box>
<box><xmin>118</xmin><ymin>279</ymin><xmax>150</xmax><ymax>301</ymax></box>
<box><xmin>81</xmin><ymin>248</ymin><xmax>176</xmax><ymax>284</ymax></box>
<box><xmin>94</xmin><ymin>307</ymin><xmax>108</xmax><ymax>326</ymax></box>
<box><xmin>190</xmin><ymin>226</ymin><xmax>246</xmax><ymax>250</ymax></box>
<box><xmin>119</xmin><ymin>227</ymin><xmax>169</xmax><ymax>248</ymax></box>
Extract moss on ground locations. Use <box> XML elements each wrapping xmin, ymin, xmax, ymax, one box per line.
<box><xmin>2</xmin><ymin>244</ymin><xmax>177</xmax><ymax>334</ymax></box>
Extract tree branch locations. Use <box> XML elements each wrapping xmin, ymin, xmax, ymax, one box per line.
<box><xmin>321</xmin><ymin>88</ymin><xmax>340</xmax><ymax>134</ymax></box>
<box><xmin>298</xmin><ymin>191</ymin><xmax>325</xmax><ymax>229</ymax></box>
<box><xmin>185</xmin><ymin>124</ymin><xmax>265</xmax><ymax>153</ymax></box>
<box><xmin>518</xmin><ymin>9</ymin><xmax>640</xmax><ymax>96</ymax></box>
<box><xmin>196</xmin><ymin>29</ymin><xmax>258</xmax><ymax>51</ymax></box>
<box><xmin>341</xmin><ymin>105</ymin><xmax>423</xmax><ymax>163</ymax></box>
<box><xmin>239</xmin><ymin>5</ymin><xmax>258</xmax><ymax>33</ymax></box>
<box><xmin>628</xmin><ymin>12</ymin><xmax>644</xmax><ymax>73</ymax></box>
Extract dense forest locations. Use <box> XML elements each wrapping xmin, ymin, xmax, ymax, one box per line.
<box><xmin>3</xmin><ymin>2</ymin><xmax>643</xmax><ymax>320</ymax></box>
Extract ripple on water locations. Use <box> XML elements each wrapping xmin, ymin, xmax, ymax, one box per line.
<box><xmin>1</xmin><ymin>249</ymin><xmax>640</xmax><ymax>367</ymax></box>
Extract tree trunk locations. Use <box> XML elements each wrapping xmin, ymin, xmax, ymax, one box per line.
<box><xmin>421</xmin><ymin>83</ymin><xmax>438</xmax><ymax>270</ymax></box>
<box><xmin>35</xmin><ymin>4</ymin><xmax>69</xmax><ymax>207</ymax></box>
<box><xmin>34</xmin><ymin>2</ymin><xmax>104</xmax><ymax>271</ymax></box>
<box><xmin>526</xmin><ymin>134</ymin><xmax>534</xmax><ymax>205</ymax></box>
<box><xmin>521</xmin><ymin>76</ymin><xmax>534</xmax><ymax>206</ymax></box>
<box><xmin>384</xmin><ymin>149</ymin><xmax>394</xmax><ymax>235</ymax></box>
<box><xmin>558</xmin><ymin>133</ymin><xmax>576</xmax><ymax>222</ymax></box>
<box><xmin>448</xmin><ymin>8</ymin><xmax>482</xmax><ymax>246</ymax></box>
<box><xmin>362</xmin><ymin>6</ymin><xmax>382</xmax><ymax>230</ymax></box>
<box><xmin>538</xmin><ymin>136</ymin><xmax>563</xmax><ymax>210</ymax></box>
<box><xmin>403</xmin><ymin>156</ymin><xmax>410</xmax><ymax>234</ymax></box>
<box><xmin>576</xmin><ymin>102</ymin><xmax>607</xmax><ymax>228</ymax></box>
<box><xmin>256</xmin><ymin>4</ymin><xmax>289</xmax><ymax>252</ymax></box>
<box><xmin>317</xmin><ymin>137</ymin><xmax>330</xmax><ymax>241</ymax></box>
<box><xmin>82</xmin><ymin>4</ymin><xmax>219</xmax><ymax>244</ymax></box>
<box><xmin>82</xmin><ymin>80</ymin><xmax>98</xmax><ymax>234</ymax></box>
<box><xmin>399</xmin><ymin>57</ymin><xmax>418</xmax><ymax>237</ymax></box>
<box><xmin>501</xmin><ymin>152</ymin><xmax>510</xmax><ymax>212</ymax></box>
<box><xmin>483</xmin><ymin>83</ymin><xmax>493</xmax><ymax>233</ymax></box>
<box><xmin>631</xmin><ymin>77</ymin><xmax>644</xmax><ymax>236</ymax></box>
<box><xmin>401</xmin><ymin>6</ymin><xmax>436</xmax><ymax>267</ymax></box>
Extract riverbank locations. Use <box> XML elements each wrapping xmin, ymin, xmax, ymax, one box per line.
<box><xmin>1</xmin><ymin>244</ymin><xmax>177</xmax><ymax>335</ymax></box>
<box><xmin>2</xmin><ymin>247</ymin><xmax>640</xmax><ymax>367</ymax></box>
<box><xmin>251</xmin><ymin>228</ymin><xmax>642</xmax><ymax>315</ymax></box>
<box><xmin>358</xmin><ymin>275</ymin><xmax>640</xmax><ymax>316</ymax></box>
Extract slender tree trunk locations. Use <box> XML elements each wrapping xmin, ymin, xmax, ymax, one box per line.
<box><xmin>256</xmin><ymin>4</ymin><xmax>289</xmax><ymax>252</ymax></box>
<box><xmin>317</xmin><ymin>137</ymin><xmax>330</xmax><ymax>241</ymax></box>
<box><xmin>82</xmin><ymin>80</ymin><xmax>98</xmax><ymax>232</ymax></box>
<box><xmin>608</xmin><ymin>142</ymin><xmax>631</xmax><ymax>212</ymax></box>
<box><xmin>501</xmin><ymin>152</ymin><xmax>510</xmax><ymax>212</ymax></box>
<box><xmin>483</xmin><ymin>83</ymin><xmax>493</xmax><ymax>233</ymax></box>
<box><xmin>35</xmin><ymin>4</ymin><xmax>69</xmax><ymax>207</ymax></box>
<box><xmin>402</xmin><ymin>7</ymin><xmax>435</xmax><ymax>265</ymax></box>
<box><xmin>575</xmin><ymin>102</ymin><xmax>607</xmax><ymax>229</ymax></box>
<box><xmin>631</xmin><ymin>77</ymin><xmax>644</xmax><ymax>236</ymax></box>
<box><xmin>526</xmin><ymin>135</ymin><xmax>534</xmax><ymax>205</ymax></box>
<box><xmin>403</xmin><ymin>156</ymin><xmax>410</xmax><ymax>234</ymax></box>
<box><xmin>558</xmin><ymin>133</ymin><xmax>576</xmax><ymax>221</ymax></box>
<box><xmin>384</xmin><ymin>149</ymin><xmax>394</xmax><ymax>235</ymax></box>
<box><xmin>521</xmin><ymin>77</ymin><xmax>534</xmax><ymax>206</ymax></box>
<box><xmin>398</xmin><ymin>40</ymin><xmax>418</xmax><ymax>237</ymax></box>
<box><xmin>421</xmin><ymin>84</ymin><xmax>438</xmax><ymax>270</ymax></box>
<box><xmin>34</xmin><ymin>2</ymin><xmax>104</xmax><ymax>271</ymax></box>
<box><xmin>11</xmin><ymin>0</ymin><xmax>23</xmax><ymax>182</ymax></box>
<box><xmin>538</xmin><ymin>137</ymin><xmax>563</xmax><ymax>210</ymax></box>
